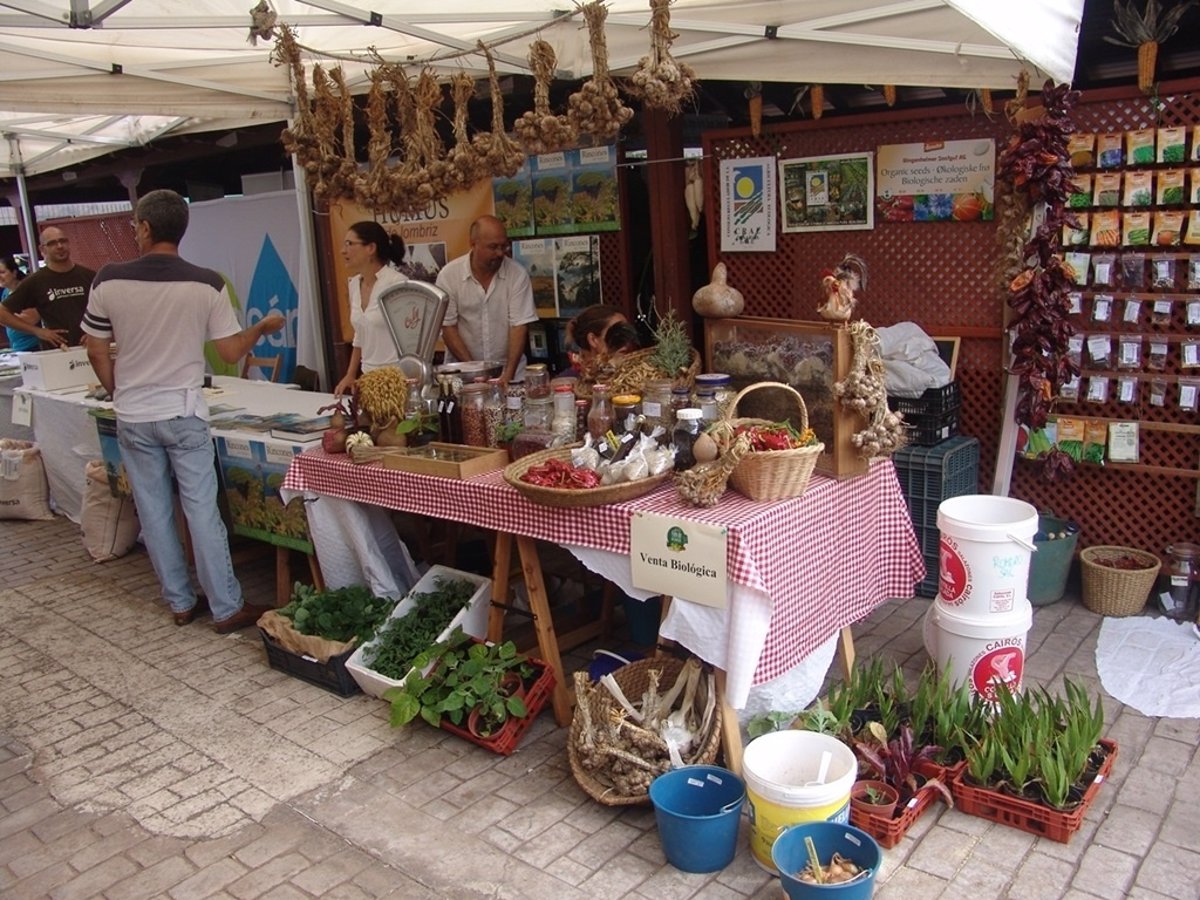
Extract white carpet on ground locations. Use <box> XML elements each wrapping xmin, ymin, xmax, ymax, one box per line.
<box><xmin>1096</xmin><ymin>616</ymin><xmax>1200</xmax><ymax>718</ymax></box>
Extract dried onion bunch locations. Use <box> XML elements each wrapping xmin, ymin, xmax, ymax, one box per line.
<box><xmin>567</xmin><ymin>1</ymin><xmax>634</xmax><ymax>142</ymax></box>
<box><xmin>834</xmin><ymin>321</ymin><xmax>905</xmax><ymax>458</ymax></box>
<box><xmin>624</xmin><ymin>0</ymin><xmax>696</xmax><ymax>115</ymax></box>
<box><xmin>515</xmin><ymin>40</ymin><xmax>579</xmax><ymax>154</ymax></box>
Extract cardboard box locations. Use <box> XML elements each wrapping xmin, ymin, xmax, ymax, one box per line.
<box><xmin>17</xmin><ymin>348</ymin><xmax>94</xmax><ymax>391</ymax></box>
<box><xmin>374</xmin><ymin>442</ymin><xmax>509</xmax><ymax>478</ymax></box>
<box><xmin>215</xmin><ymin>435</ymin><xmax>312</xmax><ymax>551</ymax></box>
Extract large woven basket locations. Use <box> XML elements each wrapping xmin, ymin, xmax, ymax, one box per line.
<box><xmin>502</xmin><ymin>446</ymin><xmax>670</xmax><ymax>508</ymax></box>
<box><xmin>1080</xmin><ymin>545</ymin><xmax>1161</xmax><ymax>617</ymax></box>
<box><xmin>715</xmin><ymin>381</ymin><xmax>824</xmax><ymax>501</ymax></box>
<box><xmin>568</xmin><ymin>656</ymin><xmax>722</xmax><ymax>807</ymax></box>
<box><xmin>575</xmin><ymin>346</ymin><xmax>701</xmax><ymax>400</ymax></box>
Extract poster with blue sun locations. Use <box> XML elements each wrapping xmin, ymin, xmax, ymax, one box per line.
<box><xmin>720</xmin><ymin>157</ymin><xmax>776</xmax><ymax>252</ymax></box>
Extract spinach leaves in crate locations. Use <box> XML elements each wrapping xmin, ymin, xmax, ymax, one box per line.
<box><xmin>364</xmin><ymin>578</ymin><xmax>479</xmax><ymax>679</ymax></box>
<box><xmin>279</xmin><ymin>583</ymin><xmax>394</xmax><ymax>644</ymax></box>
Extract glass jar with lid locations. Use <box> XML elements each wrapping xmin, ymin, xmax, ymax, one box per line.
<box><xmin>672</xmin><ymin>408</ymin><xmax>703</xmax><ymax>471</ymax></box>
<box><xmin>1163</xmin><ymin>543</ymin><xmax>1199</xmax><ymax>621</ymax></box>
<box><xmin>669</xmin><ymin>386</ymin><xmax>693</xmax><ymax>426</ymax></box>
<box><xmin>641</xmin><ymin>378</ymin><xmax>673</xmax><ymax>434</ymax></box>
<box><xmin>696</xmin><ymin>373</ymin><xmax>736</xmax><ymax>419</ymax></box>
<box><xmin>523</xmin><ymin>395</ymin><xmax>553</xmax><ymax>432</ymax></box>
<box><xmin>612</xmin><ymin>394</ymin><xmax>642</xmax><ymax>436</ymax></box>
<box><xmin>551</xmin><ymin>384</ymin><xmax>577</xmax><ymax>441</ymax></box>
<box><xmin>587</xmin><ymin>384</ymin><xmax>614</xmax><ymax>441</ymax></box>
<box><xmin>524</xmin><ymin>363</ymin><xmax>550</xmax><ymax>400</ymax></box>
<box><xmin>459</xmin><ymin>382</ymin><xmax>492</xmax><ymax>447</ymax></box>
<box><xmin>503</xmin><ymin>381</ymin><xmax>525</xmax><ymax>427</ymax></box>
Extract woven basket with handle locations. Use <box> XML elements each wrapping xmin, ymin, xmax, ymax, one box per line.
<box><xmin>1080</xmin><ymin>545</ymin><xmax>1161</xmax><ymax>617</ymax></box>
<box><xmin>711</xmin><ymin>381</ymin><xmax>824</xmax><ymax>501</ymax></box>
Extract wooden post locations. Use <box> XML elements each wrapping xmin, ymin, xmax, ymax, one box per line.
<box><xmin>642</xmin><ymin>107</ymin><xmax>694</xmax><ymax>338</ymax></box>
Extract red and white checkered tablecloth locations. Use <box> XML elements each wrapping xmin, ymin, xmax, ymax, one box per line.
<box><xmin>283</xmin><ymin>450</ymin><xmax>924</xmax><ymax>686</ymax></box>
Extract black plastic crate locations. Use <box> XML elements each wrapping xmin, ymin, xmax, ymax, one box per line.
<box><xmin>903</xmin><ymin>409</ymin><xmax>960</xmax><ymax>446</ymax></box>
<box><xmin>259</xmin><ymin>628</ymin><xmax>360</xmax><ymax>696</ymax></box>
<box><xmin>916</xmin><ymin>524</ymin><xmax>940</xmax><ymax>559</ymax></box>
<box><xmin>888</xmin><ymin>381</ymin><xmax>961</xmax><ymax>417</ymax></box>
<box><xmin>892</xmin><ymin>436</ymin><xmax>980</xmax><ymax>501</ymax></box>
<box><xmin>915</xmin><ymin>551</ymin><xmax>939</xmax><ymax>598</ymax></box>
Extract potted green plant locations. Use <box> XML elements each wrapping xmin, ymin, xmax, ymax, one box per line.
<box><xmin>851</xmin><ymin>779</ymin><xmax>899</xmax><ymax>819</ymax></box>
<box><xmin>853</xmin><ymin>722</ymin><xmax>954</xmax><ymax>807</ymax></box>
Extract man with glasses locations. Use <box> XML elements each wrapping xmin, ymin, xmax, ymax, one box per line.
<box><xmin>436</xmin><ymin>214</ymin><xmax>537</xmax><ymax>384</ymax></box>
<box><xmin>0</xmin><ymin>225</ymin><xmax>94</xmax><ymax>349</ymax></box>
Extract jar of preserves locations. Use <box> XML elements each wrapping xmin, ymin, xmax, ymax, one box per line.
<box><xmin>641</xmin><ymin>379</ymin><xmax>673</xmax><ymax>434</ymax></box>
<box><xmin>525</xmin><ymin>363</ymin><xmax>550</xmax><ymax>400</ymax></box>
<box><xmin>551</xmin><ymin>384</ymin><xmax>577</xmax><ymax>441</ymax></box>
<box><xmin>1163</xmin><ymin>543</ymin><xmax>1199</xmax><ymax>621</ymax></box>
<box><xmin>672</xmin><ymin>408</ymin><xmax>703</xmax><ymax>471</ymax></box>
<box><xmin>587</xmin><ymin>384</ymin><xmax>614</xmax><ymax>441</ymax></box>
<box><xmin>459</xmin><ymin>382</ymin><xmax>491</xmax><ymax>447</ymax></box>
<box><xmin>612</xmin><ymin>394</ymin><xmax>642</xmax><ymax>436</ymax></box>
<box><xmin>504</xmin><ymin>381</ymin><xmax>525</xmax><ymax>427</ymax></box>
<box><xmin>483</xmin><ymin>378</ymin><xmax>504</xmax><ymax>447</ymax></box>
<box><xmin>696</xmin><ymin>373</ymin><xmax>736</xmax><ymax>419</ymax></box>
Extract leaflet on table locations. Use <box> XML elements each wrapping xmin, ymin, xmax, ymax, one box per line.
<box><xmin>209</xmin><ymin>411</ymin><xmax>320</xmax><ymax>433</ymax></box>
<box><xmin>269</xmin><ymin>416</ymin><xmax>332</xmax><ymax>442</ymax></box>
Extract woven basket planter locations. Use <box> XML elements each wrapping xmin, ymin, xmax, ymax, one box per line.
<box><xmin>1080</xmin><ymin>545</ymin><xmax>1161</xmax><ymax>617</ymax></box>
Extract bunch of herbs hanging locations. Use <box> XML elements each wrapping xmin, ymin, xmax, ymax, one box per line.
<box><xmin>997</xmin><ymin>80</ymin><xmax>1081</xmax><ymax>481</ymax></box>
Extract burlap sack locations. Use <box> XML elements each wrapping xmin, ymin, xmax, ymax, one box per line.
<box><xmin>82</xmin><ymin>460</ymin><xmax>139</xmax><ymax>561</ymax></box>
<box><xmin>258</xmin><ymin>609</ymin><xmax>355</xmax><ymax>663</ymax></box>
<box><xmin>0</xmin><ymin>439</ymin><xmax>54</xmax><ymax>521</ymax></box>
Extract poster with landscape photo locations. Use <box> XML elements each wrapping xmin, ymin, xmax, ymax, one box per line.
<box><xmin>512</xmin><ymin>239</ymin><xmax>558</xmax><ymax>313</ymax></box>
<box><xmin>532</xmin><ymin>151</ymin><xmax>575</xmax><ymax>235</ymax></box>
<box><xmin>779</xmin><ymin>152</ymin><xmax>874</xmax><ymax>232</ymax></box>
<box><xmin>493</xmin><ymin>161</ymin><xmax>534</xmax><ymax>236</ymax></box>
<box><xmin>570</xmin><ymin>146</ymin><xmax>620</xmax><ymax>232</ymax></box>
<box><xmin>554</xmin><ymin>235</ymin><xmax>602</xmax><ymax>317</ymax></box>
<box><xmin>399</xmin><ymin>242</ymin><xmax>447</xmax><ymax>284</ymax></box>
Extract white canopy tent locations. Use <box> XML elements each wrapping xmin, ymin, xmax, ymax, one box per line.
<box><xmin>0</xmin><ymin>0</ymin><xmax>1085</xmax><ymax>178</ymax></box>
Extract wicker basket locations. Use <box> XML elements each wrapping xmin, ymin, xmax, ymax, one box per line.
<box><xmin>575</xmin><ymin>346</ymin><xmax>701</xmax><ymax>400</ymax></box>
<box><xmin>714</xmin><ymin>381</ymin><xmax>824</xmax><ymax>501</ymax></box>
<box><xmin>568</xmin><ymin>656</ymin><xmax>722</xmax><ymax>807</ymax></box>
<box><xmin>502</xmin><ymin>446</ymin><xmax>670</xmax><ymax>508</ymax></box>
<box><xmin>1080</xmin><ymin>545</ymin><xmax>1161</xmax><ymax>617</ymax></box>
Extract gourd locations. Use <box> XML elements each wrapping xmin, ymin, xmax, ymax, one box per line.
<box><xmin>692</xmin><ymin>263</ymin><xmax>744</xmax><ymax>318</ymax></box>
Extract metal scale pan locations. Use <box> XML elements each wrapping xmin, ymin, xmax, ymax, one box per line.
<box><xmin>378</xmin><ymin>280</ymin><xmax>449</xmax><ymax>384</ymax></box>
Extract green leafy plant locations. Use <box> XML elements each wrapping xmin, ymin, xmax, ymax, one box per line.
<box><xmin>362</xmin><ymin>578</ymin><xmax>479</xmax><ymax>679</ymax></box>
<box><xmin>648</xmin><ymin>309</ymin><xmax>693</xmax><ymax>376</ymax></box>
<box><xmin>965</xmin><ymin>730</ymin><xmax>1000</xmax><ymax>786</ymax></box>
<box><xmin>853</xmin><ymin>722</ymin><xmax>953</xmax><ymax>807</ymax></box>
<box><xmin>747</xmin><ymin>710</ymin><xmax>798</xmax><ymax>739</ymax></box>
<box><xmin>1039</xmin><ymin>745</ymin><xmax>1075</xmax><ymax>809</ymax></box>
<box><xmin>495</xmin><ymin>419</ymin><xmax>524</xmax><ymax>444</ymax></box>
<box><xmin>278</xmin><ymin>582</ymin><xmax>393</xmax><ymax>644</ymax></box>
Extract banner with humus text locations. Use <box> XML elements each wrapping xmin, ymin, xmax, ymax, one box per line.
<box><xmin>630</xmin><ymin>512</ymin><xmax>728</xmax><ymax>609</ymax></box>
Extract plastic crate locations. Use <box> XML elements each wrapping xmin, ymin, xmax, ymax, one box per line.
<box><xmin>915</xmin><ymin>551</ymin><xmax>939</xmax><ymax>598</ymax></box>
<box><xmin>259</xmin><ymin>629</ymin><xmax>360</xmax><ymax>696</ymax></box>
<box><xmin>892</xmin><ymin>436</ymin><xmax>980</xmax><ymax>501</ymax></box>
<box><xmin>888</xmin><ymin>381</ymin><xmax>961</xmax><ymax>417</ymax></box>
<box><xmin>439</xmin><ymin>657</ymin><xmax>556</xmax><ymax>756</ymax></box>
<box><xmin>950</xmin><ymin>739</ymin><xmax>1117</xmax><ymax>844</ymax></box>
<box><xmin>849</xmin><ymin>759</ymin><xmax>949</xmax><ymax>849</ymax></box>
<box><xmin>903</xmin><ymin>409</ymin><xmax>960</xmax><ymax>446</ymax></box>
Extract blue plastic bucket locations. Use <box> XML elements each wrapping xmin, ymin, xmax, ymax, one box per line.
<box><xmin>649</xmin><ymin>765</ymin><xmax>746</xmax><ymax>873</ymax></box>
<box><xmin>773</xmin><ymin>821</ymin><xmax>882</xmax><ymax>899</ymax></box>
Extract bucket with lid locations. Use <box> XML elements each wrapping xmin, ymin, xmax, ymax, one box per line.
<box><xmin>648</xmin><ymin>765</ymin><xmax>746</xmax><ymax>873</ymax></box>
<box><xmin>937</xmin><ymin>495</ymin><xmax>1038</xmax><ymax>616</ymax></box>
<box><xmin>742</xmin><ymin>731</ymin><xmax>857</xmax><ymax>872</ymax></box>
<box><xmin>772</xmin><ymin>821</ymin><xmax>882</xmax><ymax>899</ymax></box>
<box><xmin>927</xmin><ymin>600</ymin><xmax>1032</xmax><ymax>703</ymax></box>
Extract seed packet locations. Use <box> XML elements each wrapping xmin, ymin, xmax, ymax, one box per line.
<box><xmin>1123</xmin><ymin>296</ymin><xmax>1142</xmax><ymax>323</ymax></box>
<box><xmin>1149</xmin><ymin>377</ymin><xmax>1168</xmax><ymax>406</ymax></box>
<box><xmin>1116</xmin><ymin>375</ymin><xmax>1139</xmax><ymax>403</ymax></box>
<box><xmin>1157</xmin><ymin>126</ymin><xmax>1187</xmax><ymax>164</ymax></box>
<box><xmin>1068</xmin><ymin>132</ymin><xmax>1096</xmax><ymax>168</ymax></box>
<box><xmin>1157</xmin><ymin>169</ymin><xmax>1186</xmax><ymax>205</ymax></box>
<box><xmin>1088</xmin><ymin>333</ymin><xmax>1112</xmax><ymax>365</ymax></box>
<box><xmin>1152</xmin><ymin>211</ymin><xmax>1184</xmax><ymax>247</ymax></box>
<box><xmin>1122</xmin><ymin>212</ymin><xmax>1151</xmax><ymax>247</ymax></box>
<box><xmin>1056</xmin><ymin>417</ymin><xmax>1086</xmax><ymax>460</ymax></box>
<box><xmin>1118</xmin><ymin>335</ymin><xmax>1142</xmax><ymax>369</ymax></box>
<box><xmin>1126</xmin><ymin>129</ymin><xmax>1156</xmax><ymax>166</ymax></box>
<box><xmin>1067</xmin><ymin>334</ymin><xmax>1084</xmax><ymax>366</ymax></box>
<box><xmin>1147</xmin><ymin>340</ymin><xmax>1169</xmax><ymax>371</ymax></box>
<box><xmin>1151</xmin><ymin>298</ymin><xmax>1173</xmax><ymax>326</ymax></box>
<box><xmin>1069</xmin><ymin>174</ymin><xmax>1093</xmax><ymax>209</ymax></box>
<box><xmin>1097</xmin><ymin>133</ymin><xmax>1124</xmax><ymax>168</ymax></box>
<box><xmin>1087</xmin><ymin>253</ymin><xmax>1111</xmax><ymax>286</ymax></box>
<box><xmin>1093</xmin><ymin>172</ymin><xmax>1122</xmax><ymax>207</ymax></box>
<box><xmin>1188</xmin><ymin>298</ymin><xmax>1200</xmax><ymax>326</ymax></box>
<box><xmin>1093</xmin><ymin>294</ymin><xmax>1113</xmax><ymax>322</ymax></box>
<box><xmin>1090</xmin><ymin>209</ymin><xmax>1120</xmax><ymax>247</ymax></box>
<box><xmin>1191</xmin><ymin>169</ymin><xmax>1200</xmax><ymax>204</ymax></box>
<box><xmin>1180</xmin><ymin>380</ymin><xmax>1200</xmax><ymax>412</ymax></box>
<box><xmin>1068</xmin><ymin>292</ymin><xmax>1084</xmax><ymax>315</ymax></box>
<box><xmin>1122</xmin><ymin>170</ymin><xmax>1153</xmax><ymax>207</ymax></box>
<box><xmin>1063</xmin><ymin>212</ymin><xmax>1089</xmax><ymax>247</ymax></box>
<box><xmin>1193</xmin><ymin>126</ymin><xmax>1200</xmax><ymax>162</ymax></box>
<box><xmin>1119</xmin><ymin>253</ymin><xmax>1145</xmax><ymax>288</ymax></box>
<box><xmin>1190</xmin><ymin>258</ymin><xmax>1200</xmax><ymax>290</ymax></box>
<box><xmin>1184</xmin><ymin>340</ymin><xmax>1200</xmax><ymax>368</ymax></box>
<box><xmin>1185</xmin><ymin>210</ymin><xmax>1200</xmax><ymax>246</ymax></box>
<box><xmin>1083</xmin><ymin>420</ymin><xmax>1108</xmax><ymax>463</ymax></box>
<box><xmin>1066</xmin><ymin>251</ymin><xmax>1092</xmax><ymax>285</ymax></box>
<box><xmin>1150</xmin><ymin>256</ymin><xmax>1176</xmax><ymax>290</ymax></box>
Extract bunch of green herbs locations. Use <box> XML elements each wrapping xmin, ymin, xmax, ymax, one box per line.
<box><xmin>363</xmin><ymin>577</ymin><xmax>478</xmax><ymax>679</ymax></box>
<box><xmin>279</xmin><ymin>583</ymin><xmax>394</xmax><ymax>644</ymax></box>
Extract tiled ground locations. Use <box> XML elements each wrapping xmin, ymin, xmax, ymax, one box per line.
<box><xmin>1</xmin><ymin>512</ymin><xmax>1198</xmax><ymax>900</ymax></box>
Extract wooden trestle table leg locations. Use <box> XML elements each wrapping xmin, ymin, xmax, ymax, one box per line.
<box><xmin>838</xmin><ymin>625</ymin><xmax>856</xmax><ymax>681</ymax></box>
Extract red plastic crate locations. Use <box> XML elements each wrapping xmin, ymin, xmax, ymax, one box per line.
<box><xmin>849</xmin><ymin>759</ymin><xmax>951</xmax><ymax>848</ymax></box>
<box><xmin>438</xmin><ymin>659</ymin><xmax>556</xmax><ymax>756</ymax></box>
<box><xmin>950</xmin><ymin>738</ymin><xmax>1118</xmax><ymax>843</ymax></box>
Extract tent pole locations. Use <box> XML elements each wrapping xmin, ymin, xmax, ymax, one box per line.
<box><xmin>6</xmin><ymin>134</ymin><xmax>37</xmax><ymax>261</ymax></box>
<box><xmin>289</xmin><ymin>140</ymin><xmax>329</xmax><ymax>392</ymax></box>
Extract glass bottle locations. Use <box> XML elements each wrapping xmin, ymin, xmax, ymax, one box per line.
<box><xmin>551</xmin><ymin>384</ymin><xmax>577</xmax><ymax>442</ymax></box>
<box><xmin>612</xmin><ymin>394</ymin><xmax>642</xmax><ymax>436</ymax></box>
<box><xmin>694</xmin><ymin>381</ymin><xmax>719</xmax><ymax>425</ymax></box>
<box><xmin>574</xmin><ymin>399</ymin><xmax>590</xmax><ymax>443</ymax></box>
<box><xmin>587</xmin><ymin>383</ymin><xmax>614</xmax><ymax>441</ymax></box>
<box><xmin>672</xmin><ymin>408</ymin><xmax>703</xmax><ymax>471</ymax></box>
<box><xmin>1163</xmin><ymin>543</ymin><xmax>1199</xmax><ymax>621</ymax></box>
<box><xmin>403</xmin><ymin>378</ymin><xmax>433</xmax><ymax>447</ymax></box>
<box><xmin>436</xmin><ymin>374</ymin><xmax>461</xmax><ymax>444</ymax></box>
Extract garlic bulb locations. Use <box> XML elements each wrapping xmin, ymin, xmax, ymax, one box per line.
<box><xmin>692</xmin><ymin>263</ymin><xmax>744</xmax><ymax>318</ymax></box>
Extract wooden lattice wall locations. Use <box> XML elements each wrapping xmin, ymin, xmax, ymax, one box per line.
<box><xmin>701</xmin><ymin>79</ymin><xmax>1200</xmax><ymax>555</ymax></box>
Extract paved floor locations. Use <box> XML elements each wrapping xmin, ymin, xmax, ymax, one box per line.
<box><xmin>1</xmin><ymin>512</ymin><xmax>1198</xmax><ymax>900</ymax></box>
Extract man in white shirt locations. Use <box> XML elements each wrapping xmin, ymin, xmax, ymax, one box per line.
<box><xmin>436</xmin><ymin>215</ymin><xmax>538</xmax><ymax>383</ymax></box>
<box><xmin>83</xmin><ymin>189</ymin><xmax>285</xmax><ymax>633</ymax></box>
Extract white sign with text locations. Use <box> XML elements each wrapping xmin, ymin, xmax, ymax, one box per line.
<box><xmin>630</xmin><ymin>512</ymin><xmax>728</xmax><ymax>609</ymax></box>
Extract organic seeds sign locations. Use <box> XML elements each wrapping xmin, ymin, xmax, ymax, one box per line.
<box><xmin>876</xmin><ymin>139</ymin><xmax>995</xmax><ymax>222</ymax></box>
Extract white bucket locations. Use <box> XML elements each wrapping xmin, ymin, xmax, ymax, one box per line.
<box><xmin>742</xmin><ymin>731</ymin><xmax>857</xmax><ymax>872</ymax></box>
<box><xmin>937</xmin><ymin>495</ymin><xmax>1038</xmax><ymax>616</ymax></box>
<box><xmin>928</xmin><ymin>600</ymin><xmax>1032</xmax><ymax>702</ymax></box>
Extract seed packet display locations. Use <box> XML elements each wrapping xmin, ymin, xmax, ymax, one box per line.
<box><xmin>1068</xmin><ymin>132</ymin><xmax>1095</xmax><ymax>168</ymax></box>
<box><xmin>1157</xmin><ymin>126</ymin><xmax>1187</xmax><ymax>164</ymax></box>
<box><xmin>1119</xmin><ymin>253</ymin><xmax>1145</xmax><ymax>289</ymax></box>
<box><xmin>1147</xmin><ymin>339</ymin><xmax>1169</xmax><ymax>371</ymax></box>
<box><xmin>1118</xmin><ymin>335</ymin><xmax>1142</xmax><ymax>369</ymax></box>
<box><xmin>1126</xmin><ymin>129</ymin><xmax>1156</xmax><ymax>166</ymax></box>
<box><xmin>1064</xmin><ymin>212</ymin><xmax>1089</xmax><ymax>248</ymax></box>
<box><xmin>1150</xmin><ymin>377</ymin><xmax>1168</xmax><ymax>406</ymax></box>
<box><xmin>1116</xmin><ymin>375</ymin><xmax>1139</xmax><ymax>404</ymax></box>
<box><xmin>1122</xmin><ymin>170</ymin><xmax>1153</xmax><ymax>207</ymax></box>
<box><xmin>1069</xmin><ymin>174</ymin><xmax>1093</xmax><ymax>209</ymax></box>
<box><xmin>1066</xmin><ymin>251</ymin><xmax>1092</xmax><ymax>285</ymax></box>
<box><xmin>1097</xmin><ymin>133</ymin><xmax>1124</xmax><ymax>168</ymax></box>
<box><xmin>1191</xmin><ymin>170</ymin><xmax>1200</xmax><ymax>205</ymax></box>
<box><xmin>1123</xmin><ymin>296</ymin><xmax>1142</xmax><ymax>323</ymax></box>
<box><xmin>1088</xmin><ymin>333</ymin><xmax>1113</xmax><ymax>366</ymax></box>
<box><xmin>1190</xmin><ymin>259</ymin><xmax>1200</xmax><ymax>291</ymax></box>
<box><xmin>1180</xmin><ymin>380</ymin><xmax>1200</xmax><ymax>413</ymax></box>
<box><xmin>1152</xmin><ymin>211</ymin><xmax>1184</xmax><ymax>247</ymax></box>
<box><xmin>1093</xmin><ymin>172</ymin><xmax>1122</xmax><ymax>207</ymax></box>
<box><xmin>1193</xmin><ymin>126</ymin><xmax>1200</xmax><ymax>162</ymax></box>
<box><xmin>1157</xmin><ymin>169</ymin><xmax>1185</xmax><ymax>205</ymax></box>
<box><xmin>1093</xmin><ymin>294</ymin><xmax>1114</xmax><ymax>323</ymax></box>
<box><xmin>1083</xmin><ymin>420</ymin><xmax>1108</xmax><ymax>463</ymax></box>
<box><xmin>1090</xmin><ymin>209</ymin><xmax>1120</xmax><ymax>247</ymax></box>
<box><xmin>1056</xmin><ymin>417</ymin><xmax>1086</xmax><ymax>460</ymax></box>
<box><xmin>1087</xmin><ymin>376</ymin><xmax>1111</xmax><ymax>405</ymax></box>
<box><xmin>1122</xmin><ymin>211</ymin><xmax>1151</xmax><ymax>247</ymax></box>
<box><xmin>1151</xmin><ymin>298</ymin><xmax>1173</xmax><ymax>326</ymax></box>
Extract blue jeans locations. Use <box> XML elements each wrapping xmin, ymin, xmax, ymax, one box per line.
<box><xmin>117</xmin><ymin>416</ymin><xmax>244</xmax><ymax>620</ymax></box>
